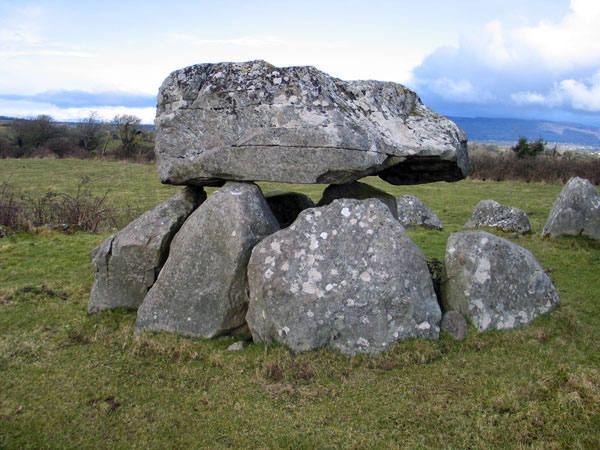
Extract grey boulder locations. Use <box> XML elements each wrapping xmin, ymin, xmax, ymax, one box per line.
<box><xmin>135</xmin><ymin>182</ymin><xmax>279</xmax><ymax>338</ymax></box>
<box><xmin>441</xmin><ymin>231</ymin><xmax>559</xmax><ymax>332</ymax></box>
<box><xmin>246</xmin><ymin>198</ymin><xmax>441</xmax><ymax>355</ymax></box>
<box><xmin>440</xmin><ymin>311</ymin><xmax>468</xmax><ymax>340</ymax></box>
<box><xmin>464</xmin><ymin>199</ymin><xmax>531</xmax><ymax>234</ymax></box>
<box><xmin>155</xmin><ymin>60</ymin><xmax>470</xmax><ymax>186</ymax></box>
<box><xmin>396</xmin><ymin>195</ymin><xmax>443</xmax><ymax>230</ymax></box>
<box><xmin>317</xmin><ymin>181</ymin><xmax>398</xmax><ymax>219</ymax></box>
<box><xmin>88</xmin><ymin>187</ymin><xmax>205</xmax><ymax>314</ymax></box>
<box><xmin>542</xmin><ymin>177</ymin><xmax>600</xmax><ymax>239</ymax></box>
<box><xmin>264</xmin><ymin>190</ymin><xmax>315</xmax><ymax>228</ymax></box>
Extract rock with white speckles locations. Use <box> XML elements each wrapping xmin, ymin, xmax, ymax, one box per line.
<box><xmin>134</xmin><ymin>182</ymin><xmax>279</xmax><ymax>338</ymax></box>
<box><xmin>441</xmin><ymin>231</ymin><xmax>559</xmax><ymax>332</ymax></box>
<box><xmin>465</xmin><ymin>199</ymin><xmax>530</xmax><ymax>234</ymax></box>
<box><xmin>396</xmin><ymin>195</ymin><xmax>443</xmax><ymax>230</ymax></box>
<box><xmin>246</xmin><ymin>198</ymin><xmax>441</xmax><ymax>355</ymax></box>
<box><xmin>317</xmin><ymin>181</ymin><xmax>398</xmax><ymax>219</ymax></box>
<box><xmin>542</xmin><ymin>177</ymin><xmax>600</xmax><ymax>239</ymax></box>
<box><xmin>88</xmin><ymin>187</ymin><xmax>205</xmax><ymax>314</ymax></box>
<box><xmin>155</xmin><ymin>60</ymin><xmax>470</xmax><ymax>186</ymax></box>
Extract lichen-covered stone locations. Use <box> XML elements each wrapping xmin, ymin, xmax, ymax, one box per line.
<box><xmin>542</xmin><ymin>177</ymin><xmax>600</xmax><ymax>239</ymax></box>
<box><xmin>134</xmin><ymin>182</ymin><xmax>279</xmax><ymax>338</ymax></box>
<box><xmin>441</xmin><ymin>231</ymin><xmax>559</xmax><ymax>332</ymax></box>
<box><xmin>155</xmin><ymin>60</ymin><xmax>470</xmax><ymax>186</ymax></box>
<box><xmin>246</xmin><ymin>198</ymin><xmax>441</xmax><ymax>355</ymax></box>
<box><xmin>264</xmin><ymin>190</ymin><xmax>315</xmax><ymax>228</ymax></box>
<box><xmin>396</xmin><ymin>195</ymin><xmax>443</xmax><ymax>230</ymax></box>
<box><xmin>88</xmin><ymin>187</ymin><xmax>205</xmax><ymax>314</ymax></box>
<box><xmin>465</xmin><ymin>199</ymin><xmax>531</xmax><ymax>234</ymax></box>
<box><xmin>317</xmin><ymin>181</ymin><xmax>398</xmax><ymax>219</ymax></box>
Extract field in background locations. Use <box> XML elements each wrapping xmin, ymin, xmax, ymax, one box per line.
<box><xmin>1</xmin><ymin>159</ymin><xmax>599</xmax><ymax>448</ymax></box>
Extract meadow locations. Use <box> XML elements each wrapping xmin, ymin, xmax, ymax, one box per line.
<box><xmin>1</xmin><ymin>159</ymin><xmax>599</xmax><ymax>448</ymax></box>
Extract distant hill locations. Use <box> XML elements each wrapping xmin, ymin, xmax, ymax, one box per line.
<box><xmin>449</xmin><ymin>117</ymin><xmax>600</xmax><ymax>149</ymax></box>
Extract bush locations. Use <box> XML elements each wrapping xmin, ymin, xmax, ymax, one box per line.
<box><xmin>469</xmin><ymin>150</ymin><xmax>600</xmax><ymax>185</ymax></box>
<box><xmin>0</xmin><ymin>176</ymin><xmax>139</xmax><ymax>233</ymax></box>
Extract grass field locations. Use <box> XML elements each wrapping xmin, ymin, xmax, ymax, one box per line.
<box><xmin>1</xmin><ymin>159</ymin><xmax>599</xmax><ymax>448</ymax></box>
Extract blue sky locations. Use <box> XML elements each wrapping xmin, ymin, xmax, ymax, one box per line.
<box><xmin>0</xmin><ymin>0</ymin><xmax>598</xmax><ymax>125</ymax></box>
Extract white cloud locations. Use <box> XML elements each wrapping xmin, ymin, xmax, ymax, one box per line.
<box><xmin>411</xmin><ymin>0</ymin><xmax>600</xmax><ymax>119</ymax></box>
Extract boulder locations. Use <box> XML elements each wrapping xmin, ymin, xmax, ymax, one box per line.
<box><xmin>264</xmin><ymin>190</ymin><xmax>315</xmax><ymax>228</ymax></box>
<box><xmin>88</xmin><ymin>187</ymin><xmax>205</xmax><ymax>314</ymax></box>
<box><xmin>440</xmin><ymin>311</ymin><xmax>468</xmax><ymax>340</ymax></box>
<box><xmin>135</xmin><ymin>182</ymin><xmax>280</xmax><ymax>338</ymax></box>
<box><xmin>441</xmin><ymin>231</ymin><xmax>559</xmax><ymax>332</ymax></box>
<box><xmin>542</xmin><ymin>177</ymin><xmax>600</xmax><ymax>239</ymax></box>
<box><xmin>246</xmin><ymin>198</ymin><xmax>441</xmax><ymax>355</ymax></box>
<box><xmin>317</xmin><ymin>181</ymin><xmax>398</xmax><ymax>219</ymax></box>
<box><xmin>155</xmin><ymin>60</ymin><xmax>470</xmax><ymax>186</ymax></box>
<box><xmin>464</xmin><ymin>199</ymin><xmax>531</xmax><ymax>234</ymax></box>
<box><xmin>396</xmin><ymin>195</ymin><xmax>443</xmax><ymax>230</ymax></box>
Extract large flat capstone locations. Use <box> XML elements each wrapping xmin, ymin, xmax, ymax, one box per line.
<box><xmin>155</xmin><ymin>60</ymin><xmax>470</xmax><ymax>186</ymax></box>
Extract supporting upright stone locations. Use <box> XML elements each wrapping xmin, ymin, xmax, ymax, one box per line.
<box><xmin>246</xmin><ymin>198</ymin><xmax>441</xmax><ymax>355</ymax></box>
<box><xmin>89</xmin><ymin>187</ymin><xmax>205</xmax><ymax>313</ymax></box>
<box><xmin>135</xmin><ymin>182</ymin><xmax>280</xmax><ymax>338</ymax></box>
<box><xmin>317</xmin><ymin>181</ymin><xmax>398</xmax><ymax>219</ymax></box>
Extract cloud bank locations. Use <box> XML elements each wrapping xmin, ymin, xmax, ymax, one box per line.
<box><xmin>409</xmin><ymin>0</ymin><xmax>600</xmax><ymax>125</ymax></box>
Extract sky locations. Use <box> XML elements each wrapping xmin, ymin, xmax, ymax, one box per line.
<box><xmin>0</xmin><ymin>0</ymin><xmax>598</xmax><ymax>126</ymax></box>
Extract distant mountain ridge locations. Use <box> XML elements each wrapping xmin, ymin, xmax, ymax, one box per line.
<box><xmin>448</xmin><ymin>116</ymin><xmax>600</xmax><ymax>148</ymax></box>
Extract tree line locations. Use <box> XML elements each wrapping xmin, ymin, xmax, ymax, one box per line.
<box><xmin>0</xmin><ymin>113</ymin><xmax>154</xmax><ymax>161</ymax></box>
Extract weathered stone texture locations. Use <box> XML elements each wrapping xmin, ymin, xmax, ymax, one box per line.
<box><xmin>246</xmin><ymin>198</ymin><xmax>441</xmax><ymax>355</ymax></box>
<box><xmin>89</xmin><ymin>187</ymin><xmax>205</xmax><ymax>313</ymax></box>
<box><xmin>441</xmin><ymin>231</ymin><xmax>559</xmax><ymax>332</ymax></box>
<box><xmin>465</xmin><ymin>199</ymin><xmax>531</xmax><ymax>234</ymax></box>
<box><xmin>135</xmin><ymin>182</ymin><xmax>279</xmax><ymax>338</ymax></box>
<box><xmin>155</xmin><ymin>60</ymin><xmax>469</xmax><ymax>186</ymax></box>
<box><xmin>396</xmin><ymin>195</ymin><xmax>443</xmax><ymax>230</ymax></box>
<box><xmin>440</xmin><ymin>311</ymin><xmax>468</xmax><ymax>340</ymax></box>
<box><xmin>542</xmin><ymin>177</ymin><xmax>600</xmax><ymax>239</ymax></box>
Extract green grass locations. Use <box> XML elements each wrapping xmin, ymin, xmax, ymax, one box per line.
<box><xmin>1</xmin><ymin>159</ymin><xmax>599</xmax><ymax>448</ymax></box>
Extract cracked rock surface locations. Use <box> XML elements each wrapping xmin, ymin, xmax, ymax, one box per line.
<box><xmin>89</xmin><ymin>187</ymin><xmax>205</xmax><ymax>313</ymax></box>
<box><xmin>246</xmin><ymin>198</ymin><xmax>441</xmax><ymax>355</ymax></box>
<box><xmin>155</xmin><ymin>60</ymin><xmax>470</xmax><ymax>186</ymax></box>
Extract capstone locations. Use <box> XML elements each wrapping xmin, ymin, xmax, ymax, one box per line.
<box><xmin>155</xmin><ymin>60</ymin><xmax>470</xmax><ymax>186</ymax></box>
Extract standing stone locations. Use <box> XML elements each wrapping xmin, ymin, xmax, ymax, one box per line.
<box><xmin>396</xmin><ymin>195</ymin><xmax>443</xmax><ymax>230</ymax></box>
<box><xmin>441</xmin><ymin>231</ymin><xmax>559</xmax><ymax>332</ymax></box>
<box><xmin>246</xmin><ymin>198</ymin><xmax>441</xmax><ymax>355</ymax></box>
<box><xmin>316</xmin><ymin>181</ymin><xmax>398</xmax><ymax>219</ymax></box>
<box><xmin>542</xmin><ymin>177</ymin><xmax>600</xmax><ymax>239</ymax></box>
<box><xmin>88</xmin><ymin>187</ymin><xmax>205</xmax><ymax>314</ymax></box>
<box><xmin>155</xmin><ymin>60</ymin><xmax>469</xmax><ymax>186</ymax></box>
<box><xmin>264</xmin><ymin>190</ymin><xmax>315</xmax><ymax>228</ymax></box>
<box><xmin>135</xmin><ymin>182</ymin><xmax>279</xmax><ymax>338</ymax></box>
<box><xmin>465</xmin><ymin>199</ymin><xmax>531</xmax><ymax>234</ymax></box>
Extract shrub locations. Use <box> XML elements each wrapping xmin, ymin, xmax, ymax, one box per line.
<box><xmin>0</xmin><ymin>176</ymin><xmax>139</xmax><ymax>233</ymax></box>
<box><xmin>511</xmin><ymin>137</ymin><xmax>546</xmax><ymax>158</ymax></box>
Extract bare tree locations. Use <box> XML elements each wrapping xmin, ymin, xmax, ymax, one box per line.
<box><xmin>112</xmin><ymin>114</ymin><xmax>141</xmax><ymax>155</ymax></box>
<box><xmin>75</xmin><ymin>112</ymin><xmax>105</xmax><ymax>153</ymax></box>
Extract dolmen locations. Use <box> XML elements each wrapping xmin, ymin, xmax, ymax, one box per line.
<box><xmin>89</xmin><ymin>60</ymin><xmax>559</xmax><ymax>355</ymax></box>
